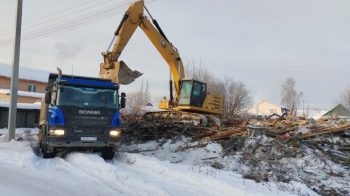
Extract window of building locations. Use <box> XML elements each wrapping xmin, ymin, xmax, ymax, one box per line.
<box><xmin>27</xmin><ymin>84</ymin><xmax>37</xmax><ymax>92</ymax></box>
<box><xmin>270</xmin><ymin>109</ymin><xmax>276</xmax><ymax>113</ymax></box>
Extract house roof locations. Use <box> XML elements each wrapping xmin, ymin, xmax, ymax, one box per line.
<box><xmin>255</xmin><ymin>100</ymin><xmax>281</xmax><ymax>108</ymax></box>
<box><xmin>323</xmin><ymin>104</ymin><xmax>350</xmax><ymax>117</ymax></box>
<box><xmin>0</xmin><ymin>63</ymin><xmax>49</xmax><ymax>83</ymax></box>
<box><xmin>0</xmin><ymin>88</ymin><xmax>44</xmax><ymax>98</ymax></box>
<box><xmin>0</xmin><ymin>101</ymin><xmax>41</xmax><ymax>110</ymax></box>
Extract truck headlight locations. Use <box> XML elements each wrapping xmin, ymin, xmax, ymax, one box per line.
<box><xmin>49</xmin><ymin>129</ymin><xmax>65</xmax><ymax>136</ymax></box>
<box><xmin>110</xmin><ymin>129</ymin><xmax>121</xmax><ymax>137</ymax></box>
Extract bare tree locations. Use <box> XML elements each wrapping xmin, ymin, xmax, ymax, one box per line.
<box><xmin>340</xmin><ymin>86</ymin><xmax>350</xmax><ymax>109</ymax></box>
<box><xmin>126</xmin><ymin>80</ymin><xmax>151</xmax><ymax>115</ymax></box>
<box><xmin>280</xmin><ymin>77</ymin><xmax>303</xmax><ymax>115</ymax></box>
<box><xmin>220</xmin><ymin>78</ymin><xmax>251</xmax><ymax>119</ymax></box>
<box><xmin>185</xmin><ymin>61</ymin><xmax>251</xmax><ymax>120</ymax></box>
<box><xmin>185</xmin><ymin>59</ymin><xmax>217</xmax><ymax>92</ymax></box>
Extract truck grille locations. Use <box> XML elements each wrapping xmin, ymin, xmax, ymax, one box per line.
<box><xmin>71</xmin><ymin>116</ymin><xmax>110</xmax><ymax>127</ymax></box>
<box><xmin>72</xmin><ymin>127</ymin><xmax>104</xmax><ymax>136</ymax></box>
<box><xmin>59</xmin><ymin>106</ymin><xmax>116</xmax><ymax>127</ymax></box>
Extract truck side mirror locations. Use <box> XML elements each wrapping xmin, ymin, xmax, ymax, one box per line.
<box><xmin>45</xmin><ymin>92</ymin><xmax>51</xmax><ymax>104</ymax></box>
<box><xmin>120</xmin><ymin>92</ymin><xmax>126</xmax><ymax>108</ymax></box>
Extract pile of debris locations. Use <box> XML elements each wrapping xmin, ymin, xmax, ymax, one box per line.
<box><xmin>122</xmin><ymin>115</ymin><xmax>350</xmax><ymax>195</ymax></box>
<box><xmin>245</xmin><ymin>116</ymin><xmax>350</xmax><ymax>164</ymax></box>
<box><xmin>122</xmin><ymin>116</ymin><xmax>350</xmax><ymax>161</ymax></box>
<box><xmin>222</xmin><ymin>136</ymin><xmax>350</xmax><ymax>195</ymax></box>
<box><xmin>121</xmin><ymin>117</ymin><xmax>248</xmax><ymax>144</ymax></box>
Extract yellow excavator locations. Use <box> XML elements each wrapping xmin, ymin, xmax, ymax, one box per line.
<box><xmin>99</xmin><ymin>0</ymin><xmax>222</xmax><ymax>126</ymax></box>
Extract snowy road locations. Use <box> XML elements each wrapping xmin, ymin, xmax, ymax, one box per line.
<box><xmin>0</xmin><ymin>140</ymin><xmax>315</xmax><ymax>196</ymax></box>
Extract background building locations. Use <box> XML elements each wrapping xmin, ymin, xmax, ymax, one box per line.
<box><xmin>323</xmin><ymin>104</ymin><xmax>350</xmax><ymax>119</ymax></box>
<box><xmin>0</xmin><ymin>64</ymin><xmax>49</xmax><ymax>128</ymax></box>
<box><xmin>0</xmin><ymin>64</ymin><xmax>48</xmax><ymax>103</ymax></box>
<box><xmin>248</xmin><ymin>100</ymin><xmax>282</xmax><ymax>116</ymax></box>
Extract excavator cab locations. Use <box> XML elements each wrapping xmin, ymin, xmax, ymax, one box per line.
<box><xmin>178</xmin><ymin>80</ymin><xmax>207</xmax><ymax>107</ymax></box>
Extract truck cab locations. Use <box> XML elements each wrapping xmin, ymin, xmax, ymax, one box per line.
<box><xmin>39</xmin><ymin>73</ymin><xmax>125</xmax><ymax>159</ymax></box>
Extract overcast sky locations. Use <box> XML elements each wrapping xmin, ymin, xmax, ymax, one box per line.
<box><xmin>1</xmin><ymin>0</ymin><xmax>350</xmax><ymax>109</ymax></box>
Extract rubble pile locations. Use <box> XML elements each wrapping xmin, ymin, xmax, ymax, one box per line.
<box><xmin>121</xmin><ymin>118</ymin><xmax>248</xmax><ymax>144</ymax></box>
<box><xmin>123</xmin><ymin>116</ymin><xmax>350</xmax><ymax>161</ymax></box>
<box><xmin>246</xmin><ymin>116</ymin><xmax>350</xmax><ymax>164</ymax></box>
<box><xmin>223</xmin><ymin>136</ymin><xmax>350</xmax><ymax>195</ymax></box>
<box><xmin>122</xmin><ymin>115</ymin><xmax>350</xmax><ymax>195</ymax></box>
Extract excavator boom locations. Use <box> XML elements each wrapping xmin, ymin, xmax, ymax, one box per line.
<box><xmin>99</xmin><ymin>0</ymin><xmax>222</xmax><ymax>119</ymax></box>
<box><xmin>99</xmin><ymin>0</ymin><xmax>184</xmax><ymax>96</ymax></box>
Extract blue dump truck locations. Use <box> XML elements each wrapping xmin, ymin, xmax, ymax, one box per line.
<box><xmin>39</xmin><ymin>72</ymin><xmax>125</xmax><ymax>159</ymax></box>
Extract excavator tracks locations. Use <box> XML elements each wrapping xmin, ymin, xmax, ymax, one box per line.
<box><xmin>143</xmin><ymin>111</ymin><xmax>220</xmax><ymax>127</ymax></box>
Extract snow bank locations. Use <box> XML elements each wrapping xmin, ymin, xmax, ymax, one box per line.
<box><xmin>120</xmin><ymin>140</ymin><xmax>318</xmax><ymax>195</ymax></box>
<box><xmin>297</xmin><ymin>109</ymin><xmax>327</xmax><ymax>119</ymax></box>
<box><xmin>0</xmin><ymin>128</ymin><xmax>39</xmax><ymax>142</ymax></box>
<box><xmin>0</xmin><ymin>129</ymin><xmax>315</xmax><ymax>196</ymax></box>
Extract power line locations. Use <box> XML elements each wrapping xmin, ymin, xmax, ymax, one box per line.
<box><xmin>0</xmin><ymin>0</ymin><xmax>155</xmax><ymax>45</ymax></box>
<box><xmin>0</xmin><ymin>0</ymin><xmax>128</xmax><ymax>39</ymax></box>
<box><xmin>1</xmin><ymin>1</ymin><xmax>130</xmax><ymax>41</ymax></box>
<box><xmin>0</xmin><ymin>0</ymin><xmax>155</xmax><ymax>47</ymax></box>
<box><xmin>0</xmin><ymin>0</ymin><xmax>112</xmax><ymax>35</ymax></box>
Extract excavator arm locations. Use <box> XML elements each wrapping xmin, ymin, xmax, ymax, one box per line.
<box><xmin>99</xmin><ymin>0</ymin><xmax>185</xmax><ymax>98</ymax></box>
<box><xmin>100</xmin><ymin>0</ymin><xmax>223</xmax><ymax>116</ymax></box>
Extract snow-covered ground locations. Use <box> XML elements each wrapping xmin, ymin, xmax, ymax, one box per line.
<box><xmin>0</xmin><ymin>129</ymin><xmax>318</xmax><ymax>196</ymax></box>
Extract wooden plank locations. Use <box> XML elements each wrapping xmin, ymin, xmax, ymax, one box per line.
<box><xmin>300</xmin><ymin>124</ymin><xmax>350</xmax><ymax>138</ymax></box>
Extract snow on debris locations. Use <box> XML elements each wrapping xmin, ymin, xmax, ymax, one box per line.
<box><xmin>120</xmin><ymin>139</ymin><xmax>318</xmax><ymax>196</ymax></box>
<box><xmin>0</xmin><ymin>63</ymin><xmax>49</xmax><ymax>83</ymax></box>
<box><xmin>120</xmin><ymin>136</ymin><xmax>350</xmax><ymax>195</ymax></box>
<box><xmin>0</xmin><ymin>129</ymin><xmax>316</xmax><ymax>196</ymax></box>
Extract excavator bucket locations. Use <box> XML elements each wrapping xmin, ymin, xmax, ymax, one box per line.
<box><xmin>99</xmin><ymin>61</ymin><xmax>143</xmax><ymax>84</ymax></box>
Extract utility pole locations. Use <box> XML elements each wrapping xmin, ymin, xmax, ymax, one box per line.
<box><xmin>8</xmin><ymin>0</ymin><xmax>23</xmax><ymax>141</ymax></box>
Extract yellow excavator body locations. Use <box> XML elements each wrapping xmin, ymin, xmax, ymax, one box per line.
<box><xmin>99</xmin><ymin>0</ymin><xmax>222</xmax><ymax>117</ymax></box>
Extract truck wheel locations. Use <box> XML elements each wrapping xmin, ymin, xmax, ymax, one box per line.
<box><xmin>42</xmin><ymin>144</ymin><xmax>56</xmax><ymax>159</ymax></box>
<box><xmin>101</xmin><ymin>147</ymin><xmax>115</xmax><ymax>160</ymax></box>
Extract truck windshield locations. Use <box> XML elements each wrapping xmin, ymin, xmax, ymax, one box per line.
<box><xmin>57</xmin><ymin>85</ymin><xmax>118</xmax><ymax>108</ymax></box>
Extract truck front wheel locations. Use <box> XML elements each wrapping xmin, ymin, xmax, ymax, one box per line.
<box><xmin>101</xmin><ymin>147</ymin><xmax>115</xmax><ymax>160</ymax></box>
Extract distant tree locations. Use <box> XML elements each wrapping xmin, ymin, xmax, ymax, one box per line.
<box><xmin>127</xmin><ymin>80</ymin><xmax>151</xmax><ymax>115</ymax></box>
<box><xmin>280</xmin><ymin>77</ymin><xmax>303</xmax><ymax>115</ymax></box>
<box><xmin>340</xmin><ymin>86</ymin><xmax>350</xmax><ymax>109</ymax></box>
<box><xmin>185</xmin><ymin>59</ymin><xmax>217</xmax><ymax>92</ymax></box>
<box><xmin>185</xmin><ymin>61</ymin><xmax>251</xmax><ymax>120</ymax></box>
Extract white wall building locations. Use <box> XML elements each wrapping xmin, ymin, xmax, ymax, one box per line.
<box><xmin>248</xmin><ymin>100</ymin><xmax>282</xmax><ymax>116</ymax></box>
